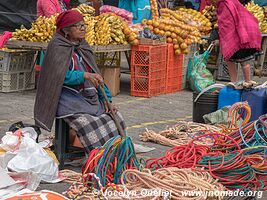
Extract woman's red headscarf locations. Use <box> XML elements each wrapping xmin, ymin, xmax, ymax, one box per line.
<box><xmin>56</xmin><ymin>10</ymin><xmax>84</xmax><ymax>34</ymax></box>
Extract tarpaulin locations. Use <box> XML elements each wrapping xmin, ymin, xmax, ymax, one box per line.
<box><xmin>0</xmin><ymin>0</ymin><xmax>37</xmax><ymax>32</ymax></box>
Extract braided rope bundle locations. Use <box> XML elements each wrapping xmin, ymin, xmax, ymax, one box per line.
<box><xmin>219</xmin><ymin>102</ymin><xmax>251</xmax><ymax>134</ymax></box>
<box><xmin>214</xmin><ymin>115</ymin><xmax>267</xmax><ymax>151</ymax></box>
<box><xmin>119</xmin><ymin>168</ymin><xmax>225</xmax><ymax>200</ymax></box>
<box><xmin>197</xmin><ymin>151</ymin><xmax>261</xmax><ymax>190</ymax></box>
<box><xmin>145</xmin><ymin>131</ymin><xmax>267</xmax><ymax>190</ymax></box>
<box><xmin>82</xmin><ymin>135</ymin><xmax>141</xmax><ymax>187</ymax></box>
<box><xmin>145</xmin><ymin>143</ymin><xmax>210</xmax><ymax>170</ymax></box>
<box><xmin>140</xmin><ymin>121</ymin><xmax>220</xmax><ymax>147</ymax></box>
<box><xmin>60</xmin><ymin>169</ymin><xmax>82</xmax><ymax>184</ymax></box>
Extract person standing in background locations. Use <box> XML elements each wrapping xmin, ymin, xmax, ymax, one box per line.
<box><xmin>103</xmin><ymin>0</ymin><xmax>119</xmax><ymax>6</ymax></box>
<box><xmin>210</xmin><ymin>0</ymin><xmax>261</xmax><ymax>87</ymax></box>
<box><xmin>254</xmin><ymin>0</ymin><xmax>267</xmax><ymax>6</ymax></box>
<box><xmin>37</xmin><ymin>0</ymin><xmax>67</xmax><ymax>17</ymax></box>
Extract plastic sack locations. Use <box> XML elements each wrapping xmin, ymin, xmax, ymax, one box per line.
<box><xmin>100</xmin><ymin>5</ymin><xmax>133</xmax><ymax>23</ymax></box>
<box><xmin>0</xmin><ymin>32</ymin><xmax>12</xmax><ymax>48</ymax></box>
<box><xmin>188</xmin><ymin>45</ymin><xmax>215</xmax><ymax>93</ymax></box>
<box><xmin>203</xmin><ymin>106</ymin><xmax>231</xmax><ymax>125</ymax></box>
<box><xmin>0</xmin><ymin>131</ymin><xmax>22</xmax><ymax>152</ymax></box>
<box><xmin>5</xmin><ymin>189</ymin><xmax>69</xmax><ymax>200</ymax></box>
<box><xmin>0</xmin><ymin>127</ymin><xmax>38</xmax><ymax>153</ymax></box>
<box><xmin>7</xmin><ymin>137</ymin><xmax>59</xmax><ymax>183</ymax></box>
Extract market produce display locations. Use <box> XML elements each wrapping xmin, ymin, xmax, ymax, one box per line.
<box><xmin>150</xmin><ymin>0</ymin><xmax>159</xmax><ymax>20</ymax></box>
<box><xmin>202</xmin><ymin>5</ymin><xmax>218</xmax><ymax>28</ymax></box>
<box><xmin>245</xmin><ymin>2</ymin><xmax>267</xmax><ymax>33</ymax></box>
<box><xmin>142</xmin><ymin>8</ymin><xmax>211</xmax><ymax>55</ymax></box>
<box><xmin>11</xmin><ymin>11</ymin><xmax>138</xmax><ymax>46</ymax></box>
<box><xmin>74</xmin><ymin>3</ymin><xmax>95</xmax><ymax>16</ymax></box>
<box><xmin>12</xmin><ymin>15</ymin><xmax>57</xmax><ymax>42</ymax></box>
<box><xmin>100</xmin><ymin>5</ymin><xmax>133</xmax><ymax>24</ymax></box>
<box><xmin>94</xmin><ymin>13</ymin><xmax>138</xmax><ymax>45</ymax></box>
<box><xmin>84</xmin><ymin>15</ymin><xmax>96</xmax><ymax>45</ymax></box>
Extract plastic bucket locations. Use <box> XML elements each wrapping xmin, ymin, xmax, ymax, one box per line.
<box><xmin>193</xmin><ymin>92</ymin><xmax>219</xmax><ymax>123</ymax></box>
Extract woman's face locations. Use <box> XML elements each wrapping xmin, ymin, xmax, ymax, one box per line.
<box><xmin>66</xmin><ymin>21</ymin><xmax>86</xmax><ymax>42</ymax></box>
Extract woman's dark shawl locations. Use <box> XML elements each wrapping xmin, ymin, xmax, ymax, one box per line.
<box><xmin>34</xmin><ymin>33</ymin><xmax>100</xmax><ymax>131</ymax></box>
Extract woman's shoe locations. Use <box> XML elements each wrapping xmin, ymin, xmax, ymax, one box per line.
<box><xmin>227</xmin><ymin>82</ymin><xmax>243</xmax><ymax>90</ymax></box>
<box><xmin>243</xmin><ymin>80</ymin><xmax>257</xmax><ymax>88</ymax></box>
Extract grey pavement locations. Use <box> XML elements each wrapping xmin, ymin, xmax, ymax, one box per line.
<box><xmin>0</xmin><ymin>73</ymin><xmax>267</xmax><ymax>196</ymax></box>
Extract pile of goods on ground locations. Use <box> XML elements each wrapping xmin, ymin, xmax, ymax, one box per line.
<box><xmin>62</xmin><ymin>102</ymin><xmax>267</xmax><ymax>199</ymax></box>
<box><xmin>141</xmin><ymin>8</ymin><xmax>212</xmax><ymax>55</ymax></box>
<box><xmin>245</xmin><ymin>2</ymin><xmax>267</xmax><ymax>33</ymax></box>
<box><xmin>12</xmin><ymin>4</ymin><xmax>138</xmax><ymax>45</ymax></box>
<box><xmin>202</xmin><ymin>5</ymin><xmax>218</xmax><ymax>28</ymax></box>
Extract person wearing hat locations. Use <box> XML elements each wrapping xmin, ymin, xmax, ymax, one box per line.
<box><xmin>34</xmin><ymin>10</ymin><xmax>125</xmax><ymax>154</ymax></box>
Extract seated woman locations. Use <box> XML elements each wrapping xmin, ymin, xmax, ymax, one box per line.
<box><xmin>34</xmin><ymin>10</ymin><xmax>125</xmax><ymax>154</ymax></box>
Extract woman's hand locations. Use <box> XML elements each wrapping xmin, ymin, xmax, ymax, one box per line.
<box><xmin>104</xmin><ymin>101</ymin><xmax>118</xmax><ymax>113</ymax></box>
<box><xmin>84</xmin><ymin>72</ymin><xmax>104</xmax><ymax>87</ymax></box>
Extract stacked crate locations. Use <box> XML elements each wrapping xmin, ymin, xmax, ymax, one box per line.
<box><xmin>95</xmin><ymin>52</ymin><xmax>121</xmax><ymax>96</ymax></box>
<box><xmin>0</xmin><ymin>50</ymin><xmax>35</xmax><ymax>92</ymax></box>
<box><xmin>166</xmin><ymin>44</ymin><xmax>183</xmax><ymax>93</ymax></box>
<box><xmin>131</xmin><ymin>44</ymin><xmax>167</xmax><ymax>97</ymax></box>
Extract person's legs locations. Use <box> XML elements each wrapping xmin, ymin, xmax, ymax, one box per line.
<box><xmin>226</xmin><ymin>61</ymin><xmax>237</xmax><ymax>82</ymax></box>
<box><xmin>241</xmin><ymin>62</ymin><xmax>251</xmax><ymax>82</ymax></box>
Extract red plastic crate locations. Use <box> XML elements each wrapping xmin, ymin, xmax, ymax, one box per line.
<box><xmin>166</xmin><ymin>44</ymin><xmax>184</xmax><ymax>94</ymax></box>
<box><xmin>130</xmin><ymin>44</ymin><xmax>167</xmax><ymax>97</ymax></box>
<box><xmin>131</xmin><ymin>44</ymin><xmax>167</xmax><ymax>66</ymax></box>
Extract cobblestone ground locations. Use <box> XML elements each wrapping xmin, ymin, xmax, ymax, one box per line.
<box><xmin>0</xmin><ymin>73</ymin><xmax>266</xmax><ymax>199</ymax></box>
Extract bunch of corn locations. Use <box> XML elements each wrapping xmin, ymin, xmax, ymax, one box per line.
<box><xmin>12</xmin><ymin>15</ymin><xmax>57</xmax><ymax>42</ymax></box>
<box><xmin>75</xmin><ymin>4</ymin><xmax>95</xmax><ymax>16</ymax></box>
<box><xmin>84</xmin><ymin>15</ymin><xmax>96</xmax><ymax>45</ymax></box>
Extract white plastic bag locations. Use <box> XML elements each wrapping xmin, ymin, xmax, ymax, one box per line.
<box><xmin>0</xmin><ymin>131</ymin><xmax>21</xmax><ymax>152</ymax></box>
<box><xmin>0</xmin><ymin>127</ymin><xmax>37</xmax><ymax>153</ymax></box>
<box><xmin>7</xmin><ymin>137</ymin><xmax>59</xmax><ymax>183</ymax></box>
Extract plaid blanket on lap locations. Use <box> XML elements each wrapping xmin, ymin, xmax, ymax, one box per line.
<box><xmin>64</xmin><ymin>112</ymin><xmax>126</xmax><ymax>154</ymax></box>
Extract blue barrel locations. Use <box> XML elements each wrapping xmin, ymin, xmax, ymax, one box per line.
<box><xmin>218</xmin><ymin>86</ymin><xmax>242</xmax><ymax>109</ymax></box>
<box><xmin>242</xmin><ymin>88</ymin><xmax>267</xmax><ymax>121</ymax></box>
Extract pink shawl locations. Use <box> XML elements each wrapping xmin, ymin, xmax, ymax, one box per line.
<box><xmin>37</xmin><ymin>0</ymin><xmax>62</xmax><ymax>17</ymax></box>
<box><xmin>217</xmin><ymin>0</ymin><xmax>261</xmax><ymax>60</ymax></box>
